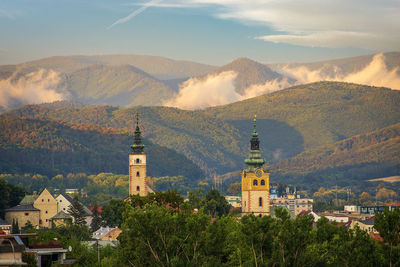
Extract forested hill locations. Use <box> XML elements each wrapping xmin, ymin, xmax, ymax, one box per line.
<box><xmin>6</xmin><ymin>105</ymin><xmax>246</xmax><ymax>175</ymax></box>
<box><xmin>273</xmin><ymin>122</ymin><xmax>400</xmax><ymax>174</ymax></box>
<box><xmin>0</xmin><ymin>116</ymin><xmax>204</xmax><ymax>181</ymax></box>
<box><xmin>204</xmin><ymin>81</ymin><xmax>400</xmax><ymax>150</ymax></box>
<box><xmin>5</xmin><ymin>81</ymin><xmax>400</xmax><ymax>178</ymax></box>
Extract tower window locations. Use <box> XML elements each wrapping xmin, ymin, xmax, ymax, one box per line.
<box><xmin>136</xmin><ymin>171</ymin><xmax>140</xmax><ymax>177</ymax></box>
<box><xmin>261</xmin><ymin>180</ymin><xmax>265</xmax><ymax>185</ymax></box>
<box><xmin>259</xmin><ymin>197</ymin><xmax>263</xmax><ymax>207</ymax></box>
<box><xmin>136</xmin><ymin>186</ymin><xmax>140</xmax><ymax>191</ymax></box>
<box><xmin>136</xmin><ymin>158</ymin><xmax>140</xmax><ymax>163</ymax></box>
<box><xmin>253</xmin><ymin>179</ymin><xmax>258</xmax><ymax>186</ymax></box>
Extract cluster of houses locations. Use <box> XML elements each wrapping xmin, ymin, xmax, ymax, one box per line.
<box><xmin>0</xmin><ymin>188</ymin><xmax>121</xmax><ymax>266</ymax></box>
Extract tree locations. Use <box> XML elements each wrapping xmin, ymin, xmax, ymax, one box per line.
<box><xmin>202</xmin><ymin>189</ymin><xmax>231</xmax><ymax>217</ymax></box>
<box><xmin>12</xmin><ymin>219</ymin><xmax>19</xmax><ymax>234</ymax></box>
<box><xmin>101</xmin><ymin>199</ymin><xmax>126</xmax><ymax>227</ymax></box>
<box><xmin>118</xmin><ymin>203</ymin><xmax>210</xmax><ymax>266</ymax></box>
<box><xmin>374</xmin><ymin>208</ymin><xmax>400</xmax><ymax>267</ymax></box>
<box><xmin>68</xmin><ymin>195</ymin><xmax>86</xmax><ymax>225</ymax></box>
<box><xmin>90</xmin><ymin>201</ymin><xmax>102</xmax><ymax>232</ymax></box>
<box><xmin>360</xmin><ymin>192</ymin><xmax>373</xmax><ymax>205</ymax></box>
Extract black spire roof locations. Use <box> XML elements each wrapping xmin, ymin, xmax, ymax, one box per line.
<box><xmin>131</xmin><ymin>112</ymin><xmax>145</xmax><ymax>154</ymax></box>
<box><xmin>244</xmin><ymin>115</ymin><xmax>266</xmax><ymax>171</ymax></box>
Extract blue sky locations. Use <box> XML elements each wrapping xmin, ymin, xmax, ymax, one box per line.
<box><xmin>0</xmin><ymin>0</ymin><xmax>399</xmax><ymax>65</ymax></box>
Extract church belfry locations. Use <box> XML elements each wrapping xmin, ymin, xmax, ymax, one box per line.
<box><xmin>241</xmin><ymin>115</ymin><xmax>270</xmax><ymax>216</ymax></box>
<box><xmin>129</xmin><ymin>113</ymin><xmax>148</xmax><ymax>196</ymax></box>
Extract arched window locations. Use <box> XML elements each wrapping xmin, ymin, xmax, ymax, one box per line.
<box><xmin>259</xmin><ymin>197</ymin><xmax>263</xmax><ymax>207</ymax></box>
<box><xmin>136</xmin><ymin>171</ymin><xmax>140</xmax><ymax>177</ymax></box>
<box><xmin>261</xmin><ymin>179</ymin><xmax>265</xmax><ymax>185</ymax></box>
<box><xmin>253</xmin><ymin>179</ymin><xmax>258</xmax><ymax>186</ymax></box>
<box><xmin>136</xmin><ymin>186</ymin><xmax>140</xmax><ymax>191</ymax></box>
<box><xmin>136</xmin><ymin>158</ymin><xmax>140</xmax><ymax>164</ymax></box>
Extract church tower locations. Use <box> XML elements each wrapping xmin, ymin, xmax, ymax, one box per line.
<box><xmin>241</xmin><ymin>115</ymin><xmax>270</xmax><ymax>216</ymax></box>
<box><xmin>129</xmin><ymin>113</ymin><xmax>148</xmax><ymax>196</ymax></box>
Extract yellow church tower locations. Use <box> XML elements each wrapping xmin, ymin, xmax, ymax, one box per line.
<box><xmin>129</xmin><ymin>113</ymin><xmax>148</xmax><ymax>196</ymax></box>
<box><xmin>241</xmin><ymin>115</ymin><xmax>270</xmax><ymax>216</ymax></box>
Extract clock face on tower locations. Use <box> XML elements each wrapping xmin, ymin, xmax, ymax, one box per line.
<box><xmin>255</xmin><ymin>169</ymin><xmax>262</xmax><ymax>178</ymax></box>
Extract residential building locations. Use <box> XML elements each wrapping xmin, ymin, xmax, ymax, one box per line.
<box><xmin>225</xmin><ymin>196</ymin><xmax>241</xmax><ymax>208</ymax></box>
<box><xmin>350</xmin><ymin>217</ymin><xmax>377</xmax><ymax>233</ymax></box>
<box><xmin>92</xmin><ymin>227</ymin><xmax>122</xmax><ymax>241</ymax></box>
<box><xmin>271</xmin><ymin>196</ymin><xmax>313</xmax><ymax>216</ymax></box>
<box><xmin>0</xmin><ymin>219</ymin><xmax>11</xmax><ymax>235</ymax></box>
<box><xmin>0</xmin><ymin>234</ymin><xmax>26</xmax><ymax>266</ymax></box>
<box><xmin>5</xmin><ymin>205</ymin><xmax>40</xmax><ymax>229</ymax></box>
<box><xmin>49</xmin><ymin>211</ymin><xmax>72</xmax><ymax>227</ymax></box>
<box><xmin>55</xmin><ymin>193</ymin><xmax>92</xmax><ymax>225</ymax></box>
<box><xmin>33</xmin><ymin>188</ymin><xmax>58</xmax><ymax>228</ymax></box>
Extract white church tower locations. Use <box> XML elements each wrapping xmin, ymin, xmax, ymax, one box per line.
<box><xmin>129</xmin><ymin>113</ymin><xmax>148</xmax><ymax>196</ymax></box>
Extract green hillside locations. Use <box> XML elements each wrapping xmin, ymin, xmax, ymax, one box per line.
<box><xmin>204</xmin><ymin>82</ymin><xmax>400</xmax><ymax>150</ymax></box>
<box><xmin>6</xmin><ymin>81</ymin><xmax>400</xmax><ymax>177</ymax></box>
<box><xmin>274</xmin><ymin>122</ymin><xmax>400</xmax><ymax>174</ymax></box>
<box><xmin>6</xmin><ymin>105</ymin><xmax>246</xmax><ymax>175</ymax></box>
<box><xmin>0</xmin><ymin>116</ymin><xmax>204</xmax><ymax>181</ymax></box>
<box><xmin>60</xmin><ymin>64</ymin><xmax>174</xmax><ymax>106</ymax></box>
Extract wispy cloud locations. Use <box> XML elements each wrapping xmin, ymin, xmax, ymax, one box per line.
<box><xmin>107</xmin><ymin>0</ymin><xmax>163</xmax><ymax>29</ymax></box>
<box><xmin>151</xmin><ymin>0</ymin><xmax>400</xmax><ymax>51</ymax></box>
<box><xmin>0</xmin><ymin>9</ymin><xmax>15</xmax><ymax>19</ymax></box>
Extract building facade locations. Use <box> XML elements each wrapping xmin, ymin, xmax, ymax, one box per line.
<box><xmin>5</xmin><ymin>205</ymin><xmax>40</xmax><ymax>229</ymax></box>
<box><xmin>129</xmin><ymin>114</ymin><xmax>148</xmax><ymax>197</ymax></box>
<box><xmin>33</xmin><ymin>188</ymin><xmax>58</xmax><ymax>228</ymax></box>
<box><xmin>241</xmin><ymin>116</ymin><xmax>270</xmax><ymax>216</ymax></box>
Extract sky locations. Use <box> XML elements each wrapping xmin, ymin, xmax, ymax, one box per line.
<box><xmin>0</xmin><ymin>0</ymin><xmax>399</xmax><ymax>66</ymax></box>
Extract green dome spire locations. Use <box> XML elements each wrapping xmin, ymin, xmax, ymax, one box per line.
<box><xmin>131</xmin><ymin>112</ymin><xmax>144</xmax><ymax>154</ymax></box>
<box><xmin>244</xmin><ymin>115</ymin><xmax>265</xmax><ymax>171</ymax></box>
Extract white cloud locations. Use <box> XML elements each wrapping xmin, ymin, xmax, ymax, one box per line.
<box><xmin>155</xmin><ymin>0</ymin><xmax>400</xmax><ymax>50</ymax></box>
<box><xmin>108</xmin><ymin>0</ymin><xmax>163</xmax><ymax>29</ymax></box>
<box><xmin>163</xmin><ymin>71</ymin><xmax>294</xmax><ymax>110</ymax></box>
<box><xmin>0</xmin><ymin>69</ymin><xmax>65</xmax><ymax>109</ymax></box>
<box><xmin>282</xmin><ymin>53</ymin><xmax>400</xmax><ymax>90</ymax></box>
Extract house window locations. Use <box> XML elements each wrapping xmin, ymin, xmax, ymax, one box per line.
<box><xmin>45</xmin><ymin>211</ymin><xmax>48</xmax><ymax>214</ymax></box>
<box><xmin>136</xmin><ymin>158</ymin><xmax>140</xmax><ymax>163</ymax></box>
<box><xmin>137</xmin><ymin>186</ymin><xmax>140</xmax><ymax>191</ymax></box>
<box><xmin>253</xmin><ymin>180</ymin><xmax>258</xmax><ymax>186</ymax></box>
<box><xmin>136</xmin><ymin>171</ymin><xmax>140</xmax><ymax>177</ymax></box>
<box><xmin>42</xmin><ymin>199</ymin><xmax>44</xmax><ymax>202</ymax></box>
<box><xmin>48</xmin><ymin>199</ymin><xmax>50</xmax><ymax>202</ymax></box>
<box><xmin>259</xmin><ymin>197</ymin><xmax>263</xmax><ymax>207</ymax></box>
<box><xmin>63</xmin><ymin>208</ymin><xmax>65</xmax><ymax>210</ymax></box>
<box><xmin>60</xmin><ymin>200</ymin><xmax>62</xmax><ymax>202</ymax></box>
<box><xmin>261</xmin><ymin>180</ymin><xmax>265</xmax><ymax>185</ymax></box>
<box><xmin>25</xmin><ymin>213</ymin><xmax>29</xmax><ymax>216</ymax></box>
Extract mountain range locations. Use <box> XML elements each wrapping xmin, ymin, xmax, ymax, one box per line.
<box><xmin>4</xmin><ymin>81</ymin><xmax>400</xmax><ymax>187</ymax></box>
<box><xmin>1</xmin><ymin>52</ymin><xmax>399</xmax><ymax>111</ymax></box>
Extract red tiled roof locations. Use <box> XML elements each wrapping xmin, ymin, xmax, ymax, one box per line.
<box><xmin>297</xmin><ymin>210</ymin><xmax>312</xmax><ymax>216</ymax></box>
<box><xmin>87</xmin><ymin>206</ymin><xmax>103</xmax><ymax>213</ymax></box>
<box><xmin>386</xmin><ymin>202</ymin><xmax>400</xmax><ymax>206</ymax></box>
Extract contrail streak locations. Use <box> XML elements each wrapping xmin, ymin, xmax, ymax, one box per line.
<box><xmin>107</xmin><ymin>0</ymin><xmax>163</xmax><ymax>29</ymax></box>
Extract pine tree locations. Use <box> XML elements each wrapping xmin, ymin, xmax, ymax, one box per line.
<box><xmin>12</xmin><ymin>218</ymin><xmax>19</xmax><ymax>234</ymax></box>
<box><xmin>90</xmin><ymin>201</ymin><xmax>102</xmax><ymax>232</ymax></box>
<box><xmin>68</xmin><ymin>195</ymin><xmax>86</xmax><ymax>225</ymax></box>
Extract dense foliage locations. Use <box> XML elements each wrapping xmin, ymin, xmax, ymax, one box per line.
<box><xmin>115</xmin><ymin>203</ymin><xmax>399</xmax><ymax>266</ymax></box>
<box><xmin>0</xmin><ymin>115</ymin><xmax>204</xmax><ymax>181</ymax></box>
<box><xmin>0</xmin><ymin>179</ymin><xmax>25</xmax><ymax>217</ymax></box>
